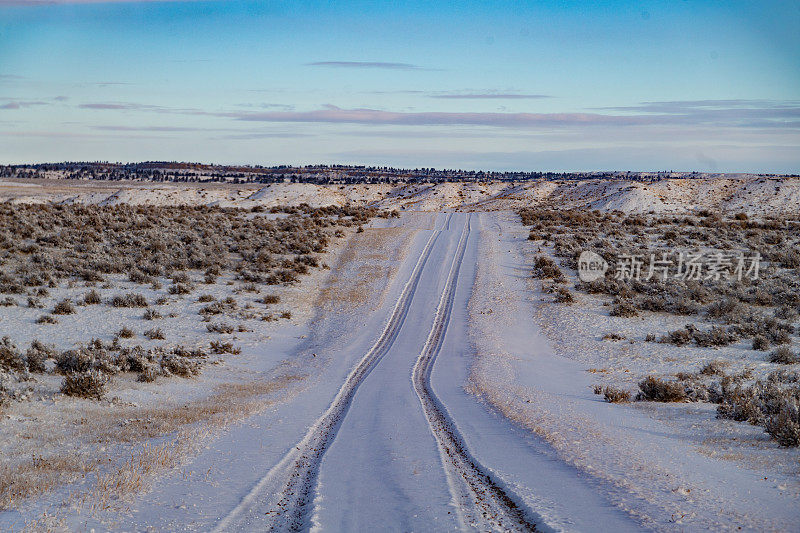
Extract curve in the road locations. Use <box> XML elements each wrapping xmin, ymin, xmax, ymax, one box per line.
<box><xmin>212</xmin><ymin>214</ymin><xmax>449</xmax><ymax>532</ymax></box>
<box><xmin>412</xmin><ymin>214</ymin><xmax>539</xmax><ymax>532</ymax></box>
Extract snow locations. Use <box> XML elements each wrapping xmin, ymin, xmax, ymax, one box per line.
<box><xmin>2</xmin><ymin>178</ymin><xmax>800</xmax><ymax>531</ymax></box>
<box><xmin>467</xmin><ymin>211</ymin><xmax>800</xmax><ymax>531</ymax></box>
<box><xmin>4</xmin><ymin>176</ymin><xmax>800</xmax><ymax>216</ymax></box>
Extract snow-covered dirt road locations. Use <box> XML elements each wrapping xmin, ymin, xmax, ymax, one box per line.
<box><xmin>55</xmin><ymin>212</ymin><xmax>643</xmax><ymax>532</ymax></box>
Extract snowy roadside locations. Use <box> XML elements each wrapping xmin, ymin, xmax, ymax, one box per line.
<box><xmin>0</xmin><ymin>208</ymin><xmax>411</xmax><ymax>529</ymax></box>
<box><xmin>467</xmin><ymin>210</ymin><xmax>800</xmax><ymax>531</ymax></box>
<box><xmin>0</xmin><ymin>212</ymin><xmax>428</xmax><ymax>531</ymax></box>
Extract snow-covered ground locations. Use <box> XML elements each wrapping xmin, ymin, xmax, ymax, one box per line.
<box><xmin>2</xmin><ymin>180</ymin><xmax>799</xmax><ymax>531</ymax></box>
<box><xmin>3</xmin><ymin>175</ymin><xmax>800</xmax><ymax>215</ymax></box>
<box><xmin>468</xmin><ymin>211</ymin><xmax>800</xmax><ymax>531</ymax></box>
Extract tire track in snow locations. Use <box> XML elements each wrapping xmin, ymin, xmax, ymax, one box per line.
<box><xmin>213</xmin><ymin>214</ymin><xmax>450</xmax><ymax>532</ymax></box>
<box><xmin>412</xmin><ymin>214</ymin><xmax>539</xmax><ymax>532</ymax></box>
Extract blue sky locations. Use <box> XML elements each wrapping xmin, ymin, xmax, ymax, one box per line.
<box><xmin>0</xmin><ymin>0</ymin><xmax>798</xmax><ymax>172</ymax></box>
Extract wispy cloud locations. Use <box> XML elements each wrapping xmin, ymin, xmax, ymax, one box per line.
<box><xmin>73</xmin><ymin>99</ymin><xmax>800</xmax><ymax>131</ymax></box>
<box><xmin>429</xmin><ymin>93</ymin><xmax>550</xmax><ymax>100</ymax></box>
<box><xmin>307</xmin><ymin>61</ymin><xmax>433</xmax><ymax>71</ymax></box>
<box><xmin>79</xmin><ymin>102</ymin><xmax>160</xmax><ymax>110</ymax></box>
<box><xmin>599</xmin><ymin>99</ymin><xmax>800</xmax><ymax>112</ymax></box>
<box><xmin>0</xmin><ymin>100</ymin><xmax>50</xmax><ymax>110</ymax></box>
<box><xmin>596</xmin><ymin>99</ymin><xmax>800</xmax><ymax>129</ymax></box>
<box><xmin>233</xmin><ymin>103</ymin><xmax>295</xmax><ymax>111</ymax></box>
<box><xmin>78</xmin><ymin>101</ymin><xmax>202</xmax><ymax>114</ymax></box>
<box><xmin>224</xmin><ymin>106</ymin><xmax>650</xmax><ymax>127</ymax></box>
<box><xmin>92</xmin><ymin>125</ymin><xmax>201</xmax><ymax>132</ymax></box>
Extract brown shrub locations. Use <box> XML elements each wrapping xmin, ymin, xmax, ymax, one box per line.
<box><xmin>637</xmin><ymin>376</ymin><xmax>687</xmax><ymax>402</ymax></box>
<box><xmin>603</xmin><ymin>386</ymin><xmax>631</xmax><ymax>403</ymax></box>
<box><xmin>52</xmin><ymin>298</ymin><xmax>75</xmax><ymax>315</ymax></box>
<box><xmin>60</xmin><ymin>371</ymin><xmax>106</xmax><ymax>399</ymax></box>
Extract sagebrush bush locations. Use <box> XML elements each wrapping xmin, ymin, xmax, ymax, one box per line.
<box><xmin>169</xmin><ymin>282</ymin><xmax>193</xmax><ymax>295</ymax></box>
<box><xmin>637</xmin><ymin>376</ymin><xmax>687</xmax><ymax>402</ymax></box>
<box><xmin>693</xmin><ymin>326</ymin><xmax>737</xmax><ymax>348</ymax></box>
<box><xmin>26</xmin><ymin>339</ymin><xmax>56</xmax><ymax>373</ymax></box>
<box><xmin>769</xmin><ymin>346</ymin><xmax>799</xmax><ymax>364</ymax></box>
<box><xmin>765</xmin><ymin>405</ymin><xmax>800</xmax><ymax>447</ymax></box>
<box><xmin>137</xmin><ymin>365</ymin><xmax>159</xmax><ymax>383</ymax></box>
<box><xmin>261</xmin><ymin>294</ymin><xmax>280</xmax><ymax>305</ymax></box>
<box><xmin>144</xmin><ymin>327</ymin><xmax>165</xmax><ymax>340</ymax></box>
<box><xmin>210</xmin><ymin>340</ymin><xmax>241</xmax><ymax>355</ymax></box>
<box><xmin>143</xmin><ymin>308</ymin><xmax>162</xmax><ymax>320</ymax></box>
<box><xmin>206</xmin><ymin>322</ymin><xmax>234</xmax><ymax>334</ymax></box>
<box><xmin>53</xmin><ymin>298</ymin><xmax>75</xmax><ymax>315</ymax></box>
<box><xmin>603</xmin><ymin>386</ymin><xmax>631</xmax><ymax>403</ymax></box>
<box><xmin>160</xmin><ymin>355</ymin><xmax>199</xmax><ymax>377</ymax></box>
<box><xmin>699</xmin><ymin>360</ymin><xmax>727</xmax><ymax>375</ymax></box>
<box><xmin>533</xmin><ymin>255</ymin><xmax>566</xmax><ymax>283</ymax></box>
<box><xmin>83</xmin><ymin>289</ymin><xmax>102</xmax><ymax>305</ymax></box>
<box><xmin>659</xmin><ymin>327</ymin><xmax>693</xmax><ymax>346</ymax></box>
<box><xmin>753</xmin><ymin>334</ymin><xmax>770</xmax><ymax>351</ymax></box>
<box><xmin>60</xmin><ymin>370</ymin><xmax>106</xmax><ymax>399</ymax></box>
<box><xmin>110</xmin><ymin>293</ymin><xmax>149</xmax><ymax>308</ymax></box>
<box><xmin>610</xmin><ymin>300</ymin><xmax>638</xmax><ymax>318</ymax></box>
<box><xmin>718</xmin><ymin>380</ymin><xmax>800</xmax><ymax>446</ymax></box>
<box><xmin>0</xmin><ymin>336</ymin><xmax>25</xmax><ymax>373</ymax></box>
<box><xmin>553</xmin><ymin>286</ymin><xmax>574</xmax><ymax>304</ymax></box>
<box><xmin>117</xmin><ymin>327</ymin><xmax>135</xmax><ymax>339</ymax></box>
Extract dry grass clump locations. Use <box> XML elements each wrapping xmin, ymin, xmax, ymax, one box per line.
<box><xmin>603</xmin><ymin>386</ymin><xmax>631</xmax><ymax>403</ymax></box>
<box><xmin>143</xmin><ymin>308</ymin><xmax>162</xmax><ymax>320</ymax></box>
<box><xmin>36</xmin><ymin>314</ymin><xmax>58</xmax><ymax>324</ymax></box>
<box><xmin>143</xmin><ymin>327</ymin><xmax>165</xmax><ymax>340</ymax></box>
<box><xmin>210</xmin><ymin>340</ymin><xmax>241</xmax><ymax>355</ymax></box>
<box><xmin>610</xmin><ymin>299</ymin><xmax>638</xmax><ymax>318</ymax></box>
<box><xmin>199</xmin><ymin>296</ymin><xmax>237</xmax><ymax>317</ymax></box>
<box><xmin>110</xmin><ymin>293</ymin><xmax>149</xmax><ymax>308</ymax></box>
<box><xmin>60</xmin><ymin>370</ymin><xmax>107</xmax><ymax>399</ymax></box>
<box><xmin>82</xmin><ymin>289</ymin><xmax>102</xmax><ymax>305</ymax></box>
<box><xmin>552</xmin><ymin>286</ymin><xmax>574</xmax><ymax>304</ymax></box>
<box><xmin>168</xmin><ymin>282</ymin><xmax>193</xmax><ymax>295</ymax></box>
<box><xmin>197</xmin><ymin>294</ymin><xmax>216</xmax><ymax>303</ymax></box>
<box><xmin>260</xmin><ymin>294</ymin><xmax>280</xmax><ymax>305</ymax></box>
<box><xmin>769</xmin><ymin>346</ymin><xmax>800</xmax><ymax>364</ymax></box>
<box><xmin>532</xmin><ymin>255</ymin><xmax>566</xmax><ymax>283</ymax></box>
<box><xmin>117</xmin><ymin>327</ymin><xmax>135</xmax><ymax>339</ymax></box>
<box><xmin>636</xmin><ymin>376</ymin><xmax>687</xmax><ymax>402</ymax></box>
<box><xmin>26</xmin><ymin>340</ymin><xmax>56</xmax><ymax>373</ymax></box>
<box><xmin>699</xmin><ymin>360</ymin><xmax>728</xmax><ymax>376</ymax></box>
<box><xmin>206</xmin><ymin>322</ymin><xmax>234</xmax><ymax>334</ymax></box>
<box><xmin>0</xmin><ymin>336</ymin><xmax>25</xmax><ymax>373</ymax></box>
<box><xmin>159</xmin><ymin>355</ymin><xmax>199</xmax><ymax>377</ymax></box>
<box><xmin>752</xmin><ymin>334</ymin><xmax>770</xmax><ymax>351</ymax></box>
<box><xmin>717</xmin><ymin>377</ymin><xmax>800</xmax><ymax>446</ymax></box>
<box><xmin>52</xmin><ymin>298</ymin><xmax>75</xmax><ymax>315</ymax></box>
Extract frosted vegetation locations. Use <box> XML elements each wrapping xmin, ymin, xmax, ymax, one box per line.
<box><xmin>521</xmin><ymin>207</ymin><xmax>800</xmax><ymax>446</ymax></box>
<box><xmin>0</xmin><ymin>203</ymin><xmax>379</xmax><ymax>405</ymax></box>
